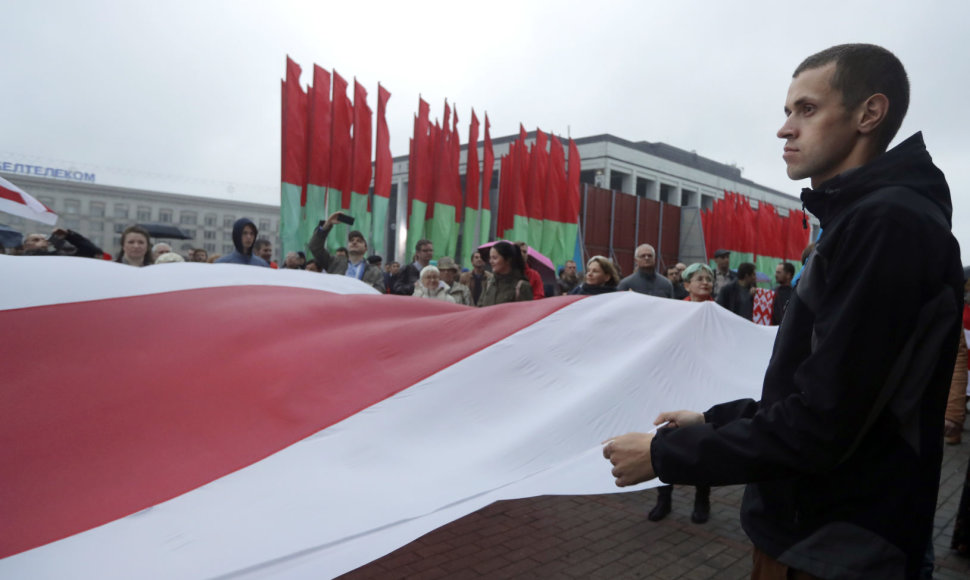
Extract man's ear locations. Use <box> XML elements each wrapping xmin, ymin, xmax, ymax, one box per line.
<box><xmin>857</xmin><ymin>93</ymin><xmax>889</xmax><ymax>136</ymax></box>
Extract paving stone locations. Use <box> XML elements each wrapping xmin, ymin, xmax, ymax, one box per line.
<box><xmin>339</xmin><ymin>443</ymin><xmax>970</xmax><ymax>579</ymax></box>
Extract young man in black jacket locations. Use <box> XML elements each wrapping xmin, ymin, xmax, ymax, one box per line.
<box><xmin>604</xmin><ymin>44</ymin><xmax>963</xmax><ymax>579</ymax></box>
<box><xmin>716</xmin><ymin>262</ymin><xmax>757</xmax><ymax>321</ymax></box>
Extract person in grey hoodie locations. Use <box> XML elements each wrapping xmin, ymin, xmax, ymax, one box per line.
<box><xmin>215</xmin><ymin>218</ymin><xmax>269</xmax><ymax>267</ymax></box>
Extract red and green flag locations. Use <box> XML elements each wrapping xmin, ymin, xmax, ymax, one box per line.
<box><xmin>299</xmin><ymin>65</ymin><xmax>332</xmax><ymax>258</ymax></box>
<box><xmin>280</xmin><ymin>57</ymin><xmax>308</xmax><ymax>257</ymax></box>
<box><xmin>525</xmin><ymin>129</ymin><xmax>548</xmax><ymax>249</ymax></box>
<box><xmin>462</xmin><ymin>110</ymin><xmax>481</xmax><ymax>254</ymax></box>
<box><xmin>349</xmin><ymin>79</ymin><xmax>373</xmax><ymax>248</ymax></box>
<box><xmin>561</xmin><ymin>138</ymin><xmax>582</xmax><ymax>267</ymax></box>
<box><xmin>498</xmin><ymin>127</ymin><xmax>530</xmax><ymax>244</ymax></box>
<box><xmin>700</xmin><ymin>190</ymin><xmax>811</xmax><ymax>286</ymax></box>
<box><xmin>326</xmin><ymin>71</ymin><xmax>354</xmax><ymax>253</ymax></box>
<box><xmin>479</xmin><ymin>115</ymin><xmax>494</xmax><ymax>251</ymax></box>
<box><xmin>539</xmin><ymin>135</ymin><xmax>575</xmax><ymax>266</ymax></box>
<box><xmin>405</xmin><ymin>99</ymin><xmax>432</xmax><ymax>257</ymax></box>
<box><xmin>372</xmin><ymin>84</ymin><xmax>392</xmax><ymax>258</ymax></box>
<box><xmin>426</xmin><ymin>102</ymin><xmax>462</xmax><ymax>259</ymax></box>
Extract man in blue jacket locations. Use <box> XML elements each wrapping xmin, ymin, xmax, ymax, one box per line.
<box><xmin>604</xmin><ymin>44</ymin><xmax>963</xmax><ymax>579</ymax></box>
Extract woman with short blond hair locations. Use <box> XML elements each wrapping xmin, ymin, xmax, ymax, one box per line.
<box><xmin>568</xmin><ymin>256</ymin><xmax>620</xmax><ymax>296</ymax></box>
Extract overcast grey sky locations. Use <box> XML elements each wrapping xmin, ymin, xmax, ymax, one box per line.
<box><xmin>3</xmin><ymin>1</ymin><xmax>969</xmax><ymax>258</ymax></box>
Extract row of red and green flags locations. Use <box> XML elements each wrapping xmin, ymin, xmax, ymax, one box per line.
<box><xmin>280</xmin><ymin>57</ymin><xmax>582</xmax><ymax>267</ymax></box>
<box><xmin>700</xmin><ymin>190</ymin><xmax>812</xmax><ymax>278</ymax></box>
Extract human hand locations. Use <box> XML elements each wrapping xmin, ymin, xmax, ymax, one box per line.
<box><xmin>654</xmin><ymin>410</ymin><xmax>704</xmax><ymax>429</ymax></box>
<box><xmin>945</xmin><ymin>419</ymin><xmax>962</xmax><ymax>443</ymax></box>
<box><xmin>602</xmin><ymin>432</ymin><xmax>655</xmax><ymax>487</ymax></box>
<box><xmin>324</xmin><ymin>212</ymin><xmax>344</xmax><ymax>228</ymax></box>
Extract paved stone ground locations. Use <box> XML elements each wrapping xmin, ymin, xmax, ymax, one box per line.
<box><xmin>342</xmin><ymin>439</ymin><xmax>970</xmax><ymax>579</ymax></box>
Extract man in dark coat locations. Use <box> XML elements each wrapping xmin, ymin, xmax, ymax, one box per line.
<box><xmin>772</xmin><ymin>262</ymin><xmax>795</xmax><ymax>325</ymax></box>
<box><xmin>716</xmin><ymin>262</ymin><xmax>757</xmax><ymax>321</ymax></box>
<box><xmin>604</xmin><ymin>44</ymin><xmax>963</xmax><ymax>579</ymax></box>
<box><xmin>713</xmin><ymin>248</ymin><xmax>738</xmax><ymax>295</ymax></box>
<box><xmin>617</xmin><ymin>244</ymin><xmax>673</xmax><ymax>298</ymax></box>
<box><xmin>392</xmin><ymin>239</ymin><xmax>433</xmax><ymax>295</ymax></box>
<box><xmin>666</xmin><ymin>265</ymin><xmax>689</xmax><ymax>300</ymax></box>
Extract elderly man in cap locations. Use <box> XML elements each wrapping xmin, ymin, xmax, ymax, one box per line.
<box><xmin>712</xmin><ymin>249</ymin><xmax>737</xmax><ymax>295</ymax></box>
<box><xmin>308</xmin><ymin>212</ymin><xmax>385</xmax><ymax>292</ymax></box>
<box><xmin>438</xmin><ymin>256</ymin><xmax>472</xmax><ymax>305</ymax></box>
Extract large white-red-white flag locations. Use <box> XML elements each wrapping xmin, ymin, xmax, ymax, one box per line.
<box><xmin>0</xmin><ymin>175</ymin><xmax>58</xmax><ymax>225</ymax></box>
<box><xmin>1</xmin><ymin>256</ymin><xmax>773</xmax><ymax>579</ymax></box>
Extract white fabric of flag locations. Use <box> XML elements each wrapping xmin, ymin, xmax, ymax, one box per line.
<box><xmin>1</xmin><ymin>256</ymin><xmax>774</xmax><ymax>579</ymax></box>
<box><xmin>0</xmin><ymin>175</ymin><xmax>58</xmax><ymax>225</ymax></box>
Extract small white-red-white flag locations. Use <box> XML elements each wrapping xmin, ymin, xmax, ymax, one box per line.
<box><xmin>0</xmin><ymin>175</ymin><xmax>58</xmax><ymax>225</ymax></box>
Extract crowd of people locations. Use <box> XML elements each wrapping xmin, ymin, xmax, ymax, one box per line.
<box><xmin>5</xmin><ymin>211</ymin><xmax>805</xmax><ymax>321</ymax></box>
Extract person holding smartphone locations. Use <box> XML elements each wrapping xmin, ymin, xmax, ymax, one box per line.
<box><xmin>308</xmin><ymin>212</ymin><xmax>385</xmax><ymax>292</ymax></box>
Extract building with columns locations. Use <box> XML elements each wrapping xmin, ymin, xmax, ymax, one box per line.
<box><xmin>571</xmin><ymin>134</ymin><xmax>798</xmax><ymax>211</ymax></box>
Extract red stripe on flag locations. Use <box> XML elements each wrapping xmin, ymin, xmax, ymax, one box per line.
<box><xmin>1</xmin><ymin>287</ymin><xmax>579</xmax><ymax>558</ymax></box>
<box><xmin>0</xmin><ymin>184</ymin><xmax>27</xmax><ymax>204</ymax></box>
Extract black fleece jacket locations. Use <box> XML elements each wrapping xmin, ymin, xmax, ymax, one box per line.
<box><xmin>650</xmin><ymin>133</ymin><xmax>963</xmax><ymax>579</ymax></box>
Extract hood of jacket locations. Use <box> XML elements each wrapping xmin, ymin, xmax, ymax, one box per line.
<box><xmin>801</xmin><ymin>132</ymin><xmax>952</xmax><ymax>229</ymax></box>
<box><xmin>231</xmin><ymin>218</ymin><xmax>258</xmax><ymax>256</ymax></box>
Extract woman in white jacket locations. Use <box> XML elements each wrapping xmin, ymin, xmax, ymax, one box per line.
<box><xmin>412</xmin><ymin>265</ymin><xmax>455</xmax><ymax>303</ymax></box>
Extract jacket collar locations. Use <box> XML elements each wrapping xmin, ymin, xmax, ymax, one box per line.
<box><xmin>800</xmin><ymin>132</ymin><xmax>950</xmax><ymax>228</ymax></box>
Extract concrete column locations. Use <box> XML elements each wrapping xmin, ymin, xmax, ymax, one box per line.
<box><xmin>661</xmin><ymin>183</ymin><xmax>682</xmax><ymax>206</ymax></box>
<box><xmin>682</xmin><ymin>188</ymin><xmax>699</xmax><ymax>207</ymax></box>
<box><xmin>395</xmin><ymin>177</ymin><xmax>409</xmax><ymax>262</ymax></box>
<box><xmin>700</xmin><ymin>193</ymin><xmax>715</xmax><ymax>211</ymax></box>
<box><xmin>619</xmin><ymin>171</ymin><xmax>633</xmax><ymax>194</ymax></box>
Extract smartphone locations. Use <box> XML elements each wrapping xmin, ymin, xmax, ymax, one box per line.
<box><xmin>336</xmin><ymin>214</ymin><xmax>355</xmax><ymax>225</ymax></box>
